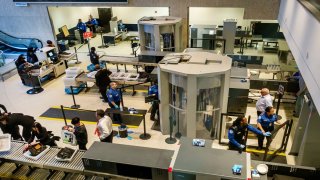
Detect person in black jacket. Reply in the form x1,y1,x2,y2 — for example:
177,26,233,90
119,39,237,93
70,117,88,150
89,47,99,65
26,47,38,64
95,64,112,102
0,113,35,141
27,122,54,146
0,104,7,114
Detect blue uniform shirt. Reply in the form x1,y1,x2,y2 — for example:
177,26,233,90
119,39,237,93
77,22,87,32
107,88,121,103
257,113,278,129
228,125,263,148
90,18,98,25
148,84,159,98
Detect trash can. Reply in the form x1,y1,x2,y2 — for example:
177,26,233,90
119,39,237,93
118,124,128,138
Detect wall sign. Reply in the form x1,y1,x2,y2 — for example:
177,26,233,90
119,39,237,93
13,0,128,3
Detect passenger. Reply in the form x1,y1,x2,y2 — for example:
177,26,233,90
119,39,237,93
0,104,7,114
69,117,88,150
256,88,273,116
95,109,113,143
27,122,55,146
95,64,112,102
0,113,35,141
46,40,55,47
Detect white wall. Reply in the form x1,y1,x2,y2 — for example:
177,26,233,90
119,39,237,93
48,7,169,34
278,1,320,113
0,0,55,44
112,7,169,24
48,7,99,34
189,7,277,28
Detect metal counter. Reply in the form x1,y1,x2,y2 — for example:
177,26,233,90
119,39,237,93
83,142,174,170
173,137,248,180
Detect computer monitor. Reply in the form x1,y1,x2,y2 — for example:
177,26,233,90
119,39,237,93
46,49,59,63
61,25,70,37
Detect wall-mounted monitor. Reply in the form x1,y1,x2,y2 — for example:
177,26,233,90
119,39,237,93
61,25,70,37
13,0,128,3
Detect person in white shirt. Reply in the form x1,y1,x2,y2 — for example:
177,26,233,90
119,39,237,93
256,88,273,116
95,109,113,143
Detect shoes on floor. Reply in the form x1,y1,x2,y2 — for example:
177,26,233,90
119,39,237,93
256,147,263,151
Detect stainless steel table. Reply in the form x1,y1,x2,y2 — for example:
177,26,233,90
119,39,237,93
173,137,249,180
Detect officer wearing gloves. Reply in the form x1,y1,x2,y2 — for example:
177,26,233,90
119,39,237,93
107,82,122,123
148,80,159,121
228,116,271,152
257,106,280,150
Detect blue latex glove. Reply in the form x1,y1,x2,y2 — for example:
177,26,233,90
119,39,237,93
263,132,272,136
239,144,245,149
114,105,119,109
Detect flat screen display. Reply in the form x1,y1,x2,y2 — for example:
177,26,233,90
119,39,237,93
13,0,127,2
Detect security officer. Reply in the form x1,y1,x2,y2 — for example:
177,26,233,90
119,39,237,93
87,15,99,33
228,116,271,152
89,47,99,65
257,106,279,150
76,19,87,43
228,116,271,151
148,80,159,120
107,82,122,123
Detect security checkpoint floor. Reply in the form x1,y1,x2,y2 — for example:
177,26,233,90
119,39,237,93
0,39,300,173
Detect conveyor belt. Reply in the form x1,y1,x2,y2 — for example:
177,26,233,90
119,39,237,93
0,141,24,159
28,168,50,179
0,162,16,177
44,148,85,173
9,145,57,168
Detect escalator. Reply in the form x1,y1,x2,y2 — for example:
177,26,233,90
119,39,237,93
0,30,43,59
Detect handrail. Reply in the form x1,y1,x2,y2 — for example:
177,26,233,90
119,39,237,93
0,39,28,50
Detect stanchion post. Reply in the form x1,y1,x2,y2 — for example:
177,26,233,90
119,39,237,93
74,46,81,64
60,105,67,126
70,86,80,109
139,114,151,140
